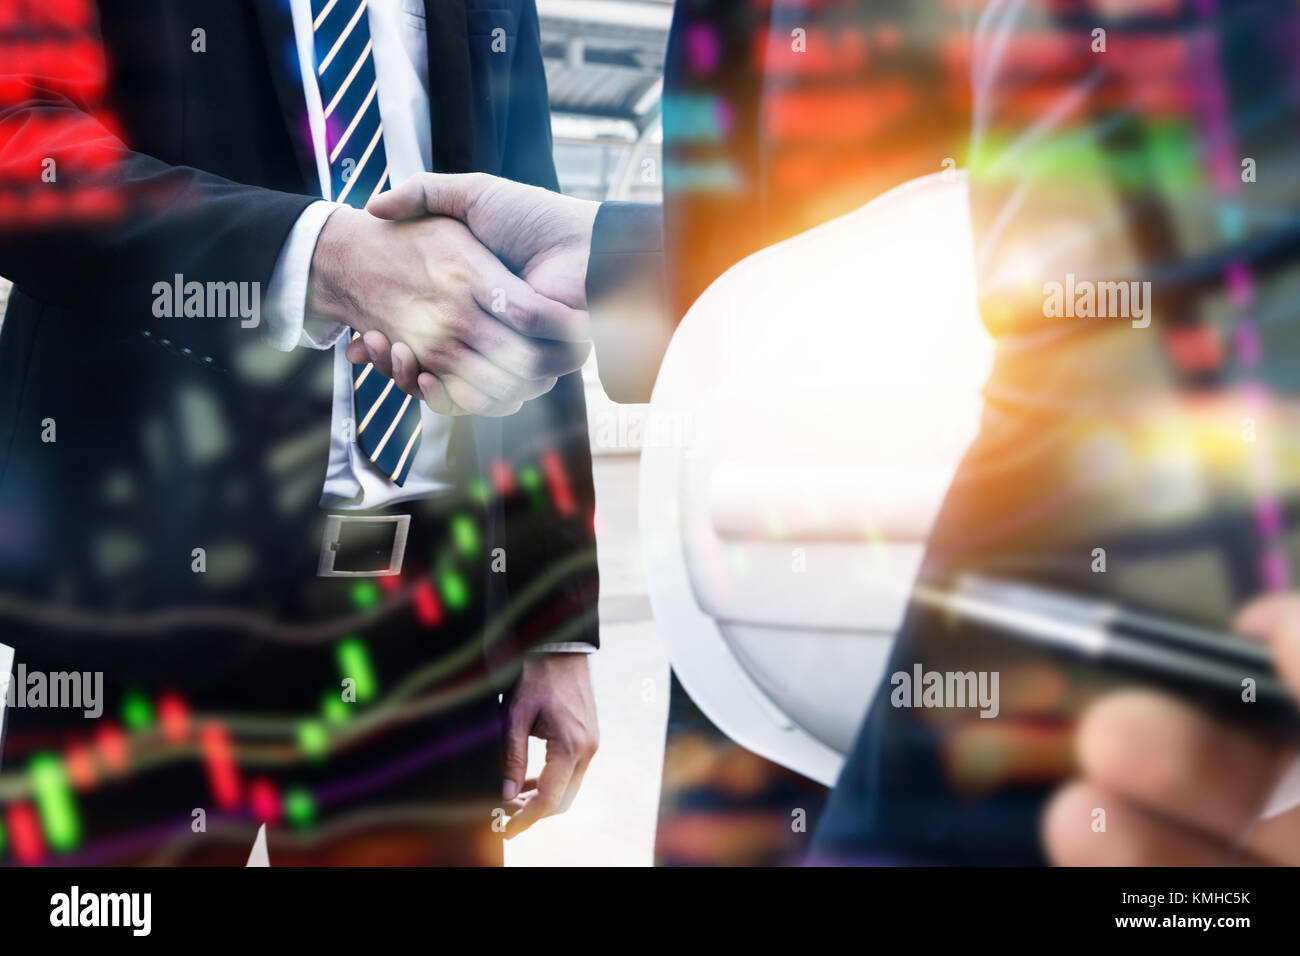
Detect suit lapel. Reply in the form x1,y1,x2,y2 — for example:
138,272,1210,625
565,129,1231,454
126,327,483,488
252,0,321,194
423,0,478,172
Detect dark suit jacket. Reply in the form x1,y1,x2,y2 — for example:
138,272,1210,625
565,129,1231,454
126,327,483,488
0,0,598,676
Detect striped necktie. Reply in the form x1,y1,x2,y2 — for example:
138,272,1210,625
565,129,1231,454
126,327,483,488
311,0,422,485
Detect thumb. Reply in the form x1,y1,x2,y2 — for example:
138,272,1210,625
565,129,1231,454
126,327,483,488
502,704,534,801
1236,594,1300,697
366,172,478,221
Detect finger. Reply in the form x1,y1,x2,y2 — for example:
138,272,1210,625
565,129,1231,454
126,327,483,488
505,740,579,839
465,246,589,341
502,778,543,814
366,171,480,221
1234,592,1300,642
421,333,551,405
450,350,555,404
1235,594,1300,695
518,375,558,402
1042,780,1268,866
417,371,464,417
438,372,521,418
558,752,593,813
501,705,534,803
361,329,394,379
345,331,371,364
477,284,590,343
457,310,590,381
1077,690,1293,852
389,341,422,398
503,792,549,838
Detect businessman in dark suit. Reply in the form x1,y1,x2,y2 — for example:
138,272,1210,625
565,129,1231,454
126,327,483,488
0,0,598,864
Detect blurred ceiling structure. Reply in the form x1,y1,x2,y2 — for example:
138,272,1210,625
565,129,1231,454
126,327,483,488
538,0,670,201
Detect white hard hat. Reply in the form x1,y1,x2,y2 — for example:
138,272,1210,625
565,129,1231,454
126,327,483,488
641,172,995,784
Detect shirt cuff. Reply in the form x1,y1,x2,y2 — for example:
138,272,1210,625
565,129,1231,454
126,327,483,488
586,201,669,403
528,642,597,654
263,200,349,352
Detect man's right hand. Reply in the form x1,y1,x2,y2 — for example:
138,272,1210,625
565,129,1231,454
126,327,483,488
307,206,590,417
366,172,599,311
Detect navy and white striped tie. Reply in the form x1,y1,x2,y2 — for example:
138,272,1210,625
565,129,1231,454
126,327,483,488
312,0,421,484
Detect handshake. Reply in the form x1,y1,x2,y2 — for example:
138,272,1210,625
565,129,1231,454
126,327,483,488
306,173,600,417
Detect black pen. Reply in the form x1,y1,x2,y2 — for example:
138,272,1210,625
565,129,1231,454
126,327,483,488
910,575,1299,733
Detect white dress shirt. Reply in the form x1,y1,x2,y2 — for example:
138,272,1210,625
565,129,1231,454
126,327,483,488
264,0,592,653
265,0,452,511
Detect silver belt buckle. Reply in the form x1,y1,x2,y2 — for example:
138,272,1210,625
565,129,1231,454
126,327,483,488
317,514,411,577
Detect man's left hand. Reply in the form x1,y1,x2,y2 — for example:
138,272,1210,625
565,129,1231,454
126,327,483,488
500,653,600,838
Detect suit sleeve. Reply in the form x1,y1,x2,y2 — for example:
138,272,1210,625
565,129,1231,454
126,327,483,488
0,14,314,326
585,201,669,404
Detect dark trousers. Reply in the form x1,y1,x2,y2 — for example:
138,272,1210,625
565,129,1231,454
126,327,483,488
1,493,507,866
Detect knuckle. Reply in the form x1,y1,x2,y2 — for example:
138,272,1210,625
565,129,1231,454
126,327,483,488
434,246,472,285
508,300,540,336
423,342,457,372
519,346,548,379
453,309,488,342
558,730,589,755
498,348,530,380
443,263,472,292
472,321,504,355
497,375,528,401
572,731,598,757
